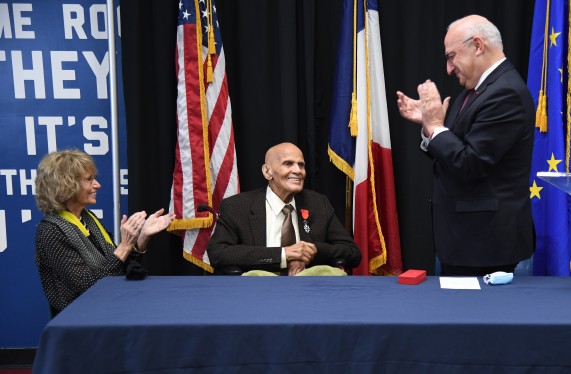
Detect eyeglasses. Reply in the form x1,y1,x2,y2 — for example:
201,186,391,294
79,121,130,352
444,37,474,63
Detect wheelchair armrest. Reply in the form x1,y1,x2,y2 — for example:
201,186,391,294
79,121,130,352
331,258,354,275
216,265,243,276
331,258,346,268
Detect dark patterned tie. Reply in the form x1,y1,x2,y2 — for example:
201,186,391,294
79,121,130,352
460,89,474,112
281,204,295,247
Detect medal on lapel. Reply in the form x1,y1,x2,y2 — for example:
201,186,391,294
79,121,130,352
300,209,310,233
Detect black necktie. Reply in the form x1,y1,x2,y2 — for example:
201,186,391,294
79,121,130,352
281,204,295,247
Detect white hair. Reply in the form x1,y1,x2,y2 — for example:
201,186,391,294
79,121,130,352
448,17,503,51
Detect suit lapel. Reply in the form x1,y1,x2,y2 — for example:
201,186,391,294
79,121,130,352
250,190,313,244
249,190,267,246
451,89,478,132
454,89,480,123
294,193,312,242
452,60,512,129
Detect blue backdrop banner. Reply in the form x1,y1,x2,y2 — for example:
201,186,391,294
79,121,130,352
0,0,127,347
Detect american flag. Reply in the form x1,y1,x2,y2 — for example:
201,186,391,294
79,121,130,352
168,0,239,272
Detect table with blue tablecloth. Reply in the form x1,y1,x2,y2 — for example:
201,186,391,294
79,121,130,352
33,276,571,373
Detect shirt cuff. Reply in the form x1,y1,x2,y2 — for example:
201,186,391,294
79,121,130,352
420,127,449,151
281,248,287,268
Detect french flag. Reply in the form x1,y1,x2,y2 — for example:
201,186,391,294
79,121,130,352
328,0,402,275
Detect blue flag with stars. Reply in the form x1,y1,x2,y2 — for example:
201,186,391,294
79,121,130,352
527,0,571,275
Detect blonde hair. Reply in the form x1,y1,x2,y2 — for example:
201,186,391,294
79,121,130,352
35,149,97,213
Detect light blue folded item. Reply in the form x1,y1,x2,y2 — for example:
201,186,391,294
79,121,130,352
483,271,513,285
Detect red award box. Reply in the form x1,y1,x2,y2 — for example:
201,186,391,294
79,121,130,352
398,269,427,285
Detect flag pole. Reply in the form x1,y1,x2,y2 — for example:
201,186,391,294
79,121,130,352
106,0,121,243
345,176,353,233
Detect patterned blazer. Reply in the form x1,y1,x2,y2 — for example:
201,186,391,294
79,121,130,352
206,188,361,272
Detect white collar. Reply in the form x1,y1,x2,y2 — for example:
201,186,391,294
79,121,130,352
475,57,506,90
265,186,296,216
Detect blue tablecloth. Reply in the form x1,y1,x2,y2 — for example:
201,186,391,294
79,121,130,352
33,276,571,373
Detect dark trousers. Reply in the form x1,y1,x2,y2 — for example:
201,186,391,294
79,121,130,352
440,263,518,276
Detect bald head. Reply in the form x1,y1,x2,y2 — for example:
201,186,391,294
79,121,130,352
265,142,301,164
262,143,306,203
444,14,505,89
449,15,489,30
447,15,503,52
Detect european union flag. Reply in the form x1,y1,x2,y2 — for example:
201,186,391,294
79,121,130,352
527,0,571,275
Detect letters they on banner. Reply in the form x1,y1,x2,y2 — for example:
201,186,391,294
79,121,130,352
0,1,128,346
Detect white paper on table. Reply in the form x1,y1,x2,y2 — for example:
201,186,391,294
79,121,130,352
439,277,481,290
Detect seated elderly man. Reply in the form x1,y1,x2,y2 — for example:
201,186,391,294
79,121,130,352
206,142,361,276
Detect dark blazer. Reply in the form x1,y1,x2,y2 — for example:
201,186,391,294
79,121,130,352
206,188,362,272
428,59,535,267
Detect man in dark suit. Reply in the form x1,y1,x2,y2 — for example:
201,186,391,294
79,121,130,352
206,142,361,275
396,15,535,276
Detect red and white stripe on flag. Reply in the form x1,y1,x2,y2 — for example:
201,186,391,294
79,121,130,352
169,0,239,272
352,3,402,275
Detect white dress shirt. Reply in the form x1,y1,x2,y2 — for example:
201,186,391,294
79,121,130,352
265,186,300,268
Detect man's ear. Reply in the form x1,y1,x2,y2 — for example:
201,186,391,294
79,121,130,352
262,164,272,180
473,36,484,54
